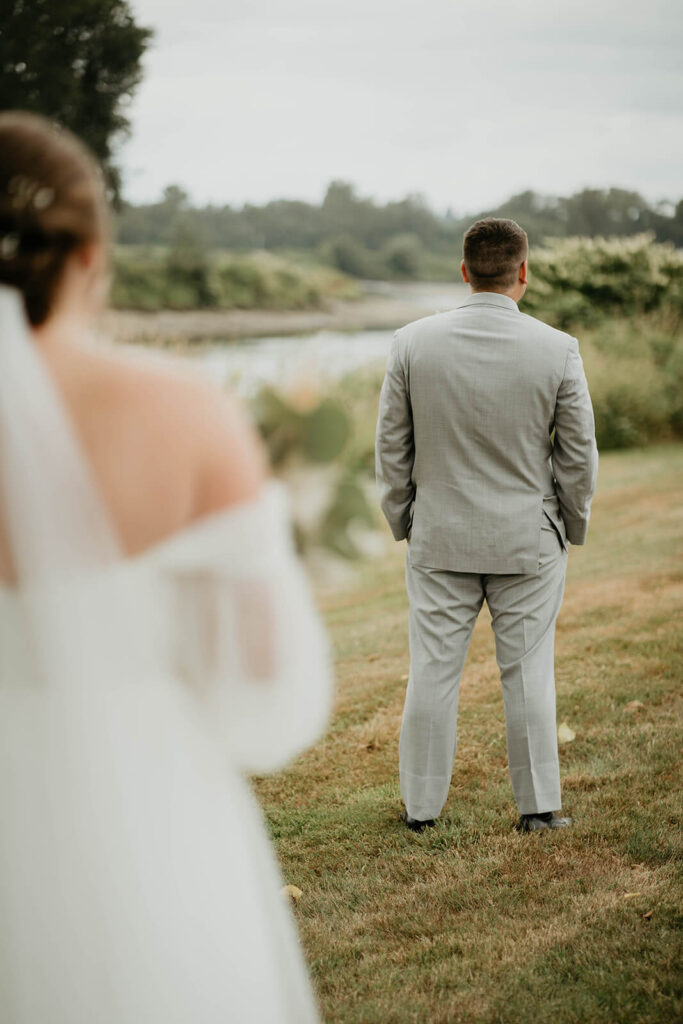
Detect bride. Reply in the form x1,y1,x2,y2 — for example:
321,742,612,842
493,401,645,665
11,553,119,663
0,111,332,1022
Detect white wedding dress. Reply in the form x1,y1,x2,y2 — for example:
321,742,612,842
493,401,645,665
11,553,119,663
0,286,332,1022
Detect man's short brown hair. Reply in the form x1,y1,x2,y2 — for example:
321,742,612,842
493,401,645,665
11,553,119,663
463,217,528,292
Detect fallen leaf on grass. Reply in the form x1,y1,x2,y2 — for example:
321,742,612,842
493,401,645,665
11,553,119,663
643,910,654,920
281,884,303,902
623,892,642,899
624,700,645,713
557,722,576,743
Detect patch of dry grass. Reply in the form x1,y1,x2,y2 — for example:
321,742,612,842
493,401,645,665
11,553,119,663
254,444,683,1024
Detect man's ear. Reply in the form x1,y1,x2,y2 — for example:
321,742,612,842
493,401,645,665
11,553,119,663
519,259,528,285
461,259,470,284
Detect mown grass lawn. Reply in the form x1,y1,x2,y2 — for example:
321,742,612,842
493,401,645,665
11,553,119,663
254,444,682,1024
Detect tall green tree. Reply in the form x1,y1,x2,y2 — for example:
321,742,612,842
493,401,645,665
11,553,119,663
0,0,152,199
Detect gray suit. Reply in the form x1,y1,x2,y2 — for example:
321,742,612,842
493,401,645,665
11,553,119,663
376,292,598,818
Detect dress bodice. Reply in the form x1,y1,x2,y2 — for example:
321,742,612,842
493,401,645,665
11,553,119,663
0,480,330,1024
0,481,332,774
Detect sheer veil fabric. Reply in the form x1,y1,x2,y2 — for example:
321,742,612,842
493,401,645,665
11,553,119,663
0,285,332,1022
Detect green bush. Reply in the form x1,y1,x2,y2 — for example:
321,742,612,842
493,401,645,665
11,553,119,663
111,245,356,312
524,234,683,330
582,346,675,449
663,342,683,434
319,234,377,278
110,252,168,310
320,231,431,281
165,242,216,308
515,236,683,450
213,259,273,309
379,233,424,278
250,386,373,559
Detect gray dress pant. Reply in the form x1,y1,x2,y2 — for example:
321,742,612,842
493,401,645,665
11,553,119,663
399,521,568,819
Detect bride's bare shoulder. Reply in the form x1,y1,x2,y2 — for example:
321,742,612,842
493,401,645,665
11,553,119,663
86,341,216,414
81,341,267,519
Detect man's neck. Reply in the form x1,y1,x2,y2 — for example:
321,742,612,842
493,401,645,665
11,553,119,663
469,288,520,302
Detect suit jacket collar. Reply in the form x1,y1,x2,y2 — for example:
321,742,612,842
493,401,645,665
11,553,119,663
456,292,519,312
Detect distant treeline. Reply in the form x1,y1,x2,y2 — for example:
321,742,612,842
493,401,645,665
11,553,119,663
116,182,683,280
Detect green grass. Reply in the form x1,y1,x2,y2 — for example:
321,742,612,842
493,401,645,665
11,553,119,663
254,443,683,1024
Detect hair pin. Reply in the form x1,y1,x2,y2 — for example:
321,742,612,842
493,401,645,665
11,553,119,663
0,233,20,259
7,176,55,212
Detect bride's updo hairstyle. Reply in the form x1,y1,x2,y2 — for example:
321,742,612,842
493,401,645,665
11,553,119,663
0,111,108,326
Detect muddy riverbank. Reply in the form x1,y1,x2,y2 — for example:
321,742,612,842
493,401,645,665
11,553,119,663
99,282,468,346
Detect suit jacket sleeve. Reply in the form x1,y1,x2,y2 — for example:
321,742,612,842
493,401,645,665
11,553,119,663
375,332,415,541
552,336,599,545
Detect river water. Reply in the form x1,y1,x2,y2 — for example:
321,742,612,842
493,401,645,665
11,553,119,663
188,282,468,396
195,328,394,396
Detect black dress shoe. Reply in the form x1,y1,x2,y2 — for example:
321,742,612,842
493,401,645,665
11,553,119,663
400,809,436,832
516,811,573,833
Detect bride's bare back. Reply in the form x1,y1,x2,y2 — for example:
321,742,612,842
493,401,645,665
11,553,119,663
47,339,266,550
0,336,267,582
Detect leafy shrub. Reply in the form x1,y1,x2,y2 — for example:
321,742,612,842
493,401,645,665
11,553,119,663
319,234,377,278
213,259,273,309
663,342,683,434
380,233,424,278
524,234,683,330
111,251,168,310
251,386,374,559
112,245,356,312
165,241,216,308
582,346,675,449
321,231,428,280
516,236,683,449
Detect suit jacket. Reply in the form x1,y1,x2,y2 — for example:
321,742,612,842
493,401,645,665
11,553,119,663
375,292,599,574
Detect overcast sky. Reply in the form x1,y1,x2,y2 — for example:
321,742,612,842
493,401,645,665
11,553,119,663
121,0,682,213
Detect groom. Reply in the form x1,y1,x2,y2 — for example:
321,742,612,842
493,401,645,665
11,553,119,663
375,217,598,833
